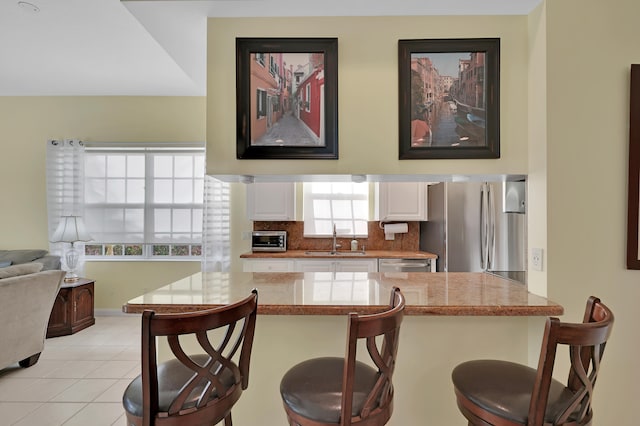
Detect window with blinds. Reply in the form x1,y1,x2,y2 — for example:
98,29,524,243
82,143,205,259
303,182,369,237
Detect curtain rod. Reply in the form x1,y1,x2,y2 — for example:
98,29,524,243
83,141,205,149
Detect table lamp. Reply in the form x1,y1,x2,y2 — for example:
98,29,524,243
51,215,92,282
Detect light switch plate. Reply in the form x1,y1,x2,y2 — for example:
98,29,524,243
531,248,543,271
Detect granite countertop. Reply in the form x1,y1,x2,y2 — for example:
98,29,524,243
240,250,438,259
123,271,563,317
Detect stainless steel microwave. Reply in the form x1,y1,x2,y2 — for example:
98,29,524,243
251,231,287,252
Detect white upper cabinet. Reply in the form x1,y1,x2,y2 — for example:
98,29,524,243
376,182,429,221
246,182,296,221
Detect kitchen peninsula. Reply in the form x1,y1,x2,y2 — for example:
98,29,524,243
123,272,562,425
124,271,561,316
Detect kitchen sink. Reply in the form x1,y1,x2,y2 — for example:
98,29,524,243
304,251,367,256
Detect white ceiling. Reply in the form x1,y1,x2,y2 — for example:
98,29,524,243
0,0,542,96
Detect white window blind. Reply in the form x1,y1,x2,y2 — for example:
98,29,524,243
303,182,369,237
46,139,87,272
201,176,231,272
82,143,205,256
46,139,85,230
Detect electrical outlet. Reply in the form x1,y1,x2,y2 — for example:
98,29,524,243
531,248,543,271
241,231,253,240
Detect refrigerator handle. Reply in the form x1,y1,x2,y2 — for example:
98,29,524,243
488,183,496,270
480,183,488,270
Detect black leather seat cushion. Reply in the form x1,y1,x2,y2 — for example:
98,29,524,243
452,360,579,424
123,354,237,418
280,356,380,424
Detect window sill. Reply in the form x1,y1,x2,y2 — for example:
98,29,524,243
85,257,201,262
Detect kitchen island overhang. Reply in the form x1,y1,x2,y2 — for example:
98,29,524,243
123,271,563,317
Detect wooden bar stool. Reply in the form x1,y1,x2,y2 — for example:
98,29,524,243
122,289,258,426
280,287,405,426
452,296,614,426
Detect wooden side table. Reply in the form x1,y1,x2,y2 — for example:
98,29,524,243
47,278,95,338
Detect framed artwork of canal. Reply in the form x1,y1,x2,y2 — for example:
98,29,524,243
236,38,338,159
398,38,500,159
627,64,640,269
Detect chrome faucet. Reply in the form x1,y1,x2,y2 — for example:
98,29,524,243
331,223,341,254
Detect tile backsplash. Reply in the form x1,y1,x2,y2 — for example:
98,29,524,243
253,221,419,251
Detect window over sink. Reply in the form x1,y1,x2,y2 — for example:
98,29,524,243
302,182,369,237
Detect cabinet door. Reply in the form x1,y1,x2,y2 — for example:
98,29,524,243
47,288,71,333
377,182,428,221
294,259,378,272
73,285,94,325
334,259,378,272
246,182,296,221
242,259,295,272
294,260,335,272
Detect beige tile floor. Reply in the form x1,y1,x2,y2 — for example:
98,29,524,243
0,315,141,426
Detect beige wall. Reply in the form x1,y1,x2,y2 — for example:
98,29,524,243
526,2,549,367
546,0,640,422
209,11,640,424
160,314,540,425
209,13,533,281
205,15,536,425
527,2,548,299
207,16,530,176
0,97,205,309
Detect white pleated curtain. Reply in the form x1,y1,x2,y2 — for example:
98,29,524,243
201,176,231,272
46,139,87,276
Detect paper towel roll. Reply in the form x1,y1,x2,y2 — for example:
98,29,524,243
383,223,408,234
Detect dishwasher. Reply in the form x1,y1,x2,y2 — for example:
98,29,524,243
378,258,433,272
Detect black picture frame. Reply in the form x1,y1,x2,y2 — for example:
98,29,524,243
236,37,338,159
627,64,640,269
398,38,500,159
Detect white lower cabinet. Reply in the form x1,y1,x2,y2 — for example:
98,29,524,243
294,260,334,272
242,259,296,272
243,258,379,273
294,259,378,273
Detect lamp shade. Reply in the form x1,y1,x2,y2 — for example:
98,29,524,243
51,216,92,243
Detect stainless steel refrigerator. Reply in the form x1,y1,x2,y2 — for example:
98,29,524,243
419,181,527,282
